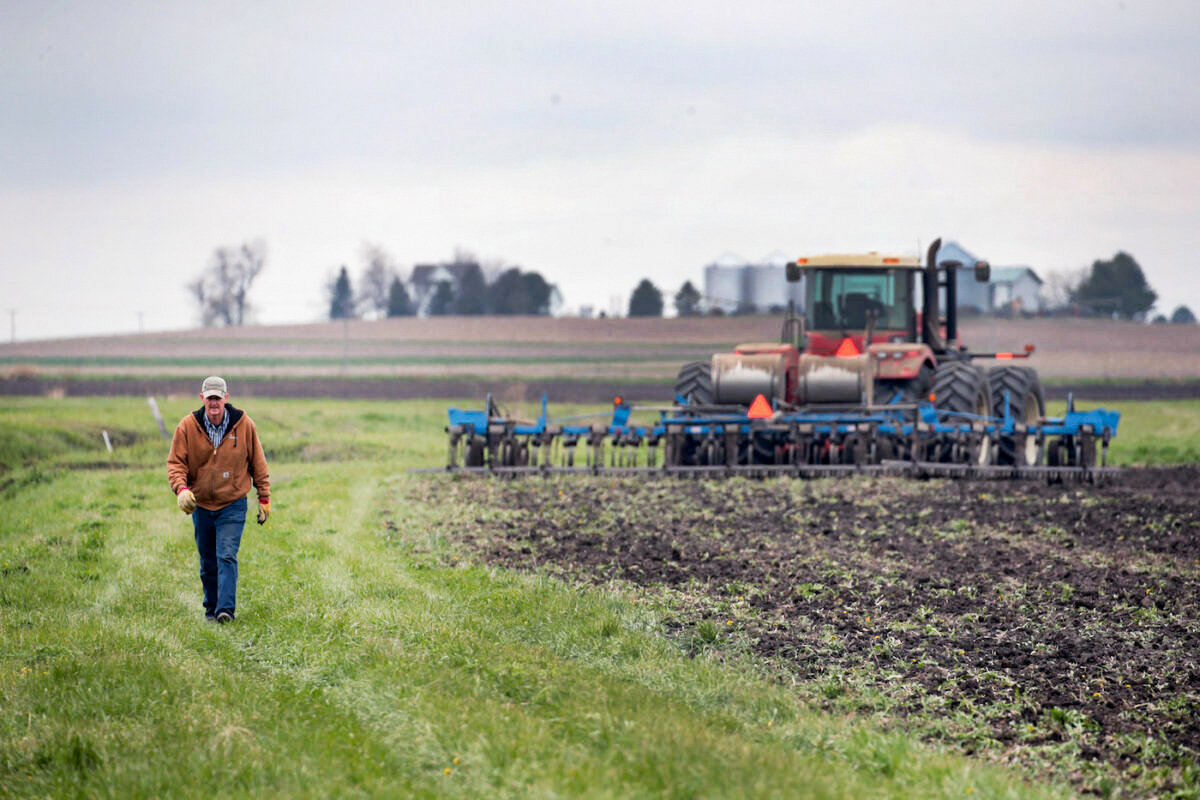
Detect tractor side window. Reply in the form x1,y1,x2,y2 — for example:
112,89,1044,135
808,270,908,330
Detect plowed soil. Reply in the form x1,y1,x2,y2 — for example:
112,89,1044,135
419,468,1200,797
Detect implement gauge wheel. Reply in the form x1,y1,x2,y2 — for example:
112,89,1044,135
674,360,713,406
988,366,1046,466
465,439,485,467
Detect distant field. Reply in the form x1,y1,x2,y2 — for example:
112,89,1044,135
2,315,1199,383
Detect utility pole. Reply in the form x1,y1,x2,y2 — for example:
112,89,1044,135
342,317,349,374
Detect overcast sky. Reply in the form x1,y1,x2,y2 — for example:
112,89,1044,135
3,0,1199,340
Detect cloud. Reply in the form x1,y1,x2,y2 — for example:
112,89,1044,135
2,0,1199,338
4,122,1198,339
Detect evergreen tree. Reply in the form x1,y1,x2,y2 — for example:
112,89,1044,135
428,280,455,316
386,276,413,317
674,280,702,317
1073,252,1157,320
628,279,664,317
452,263,488,315
328,266,355,319
487,268,558,314
1171,305,1197,324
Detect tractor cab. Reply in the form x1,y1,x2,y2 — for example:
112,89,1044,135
786,253,922,357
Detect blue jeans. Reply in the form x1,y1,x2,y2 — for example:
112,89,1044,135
192,497,247,618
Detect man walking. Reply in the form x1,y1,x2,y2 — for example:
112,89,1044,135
168,376,271,623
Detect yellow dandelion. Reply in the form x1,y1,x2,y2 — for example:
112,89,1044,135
444,767,452,775
452,757,460,765
1093,692,1101,698
865,616,871,622
727,620,733,626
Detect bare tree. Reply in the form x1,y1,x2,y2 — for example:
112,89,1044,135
357,244,401,319
1042,267,1087,312
188,241,266,326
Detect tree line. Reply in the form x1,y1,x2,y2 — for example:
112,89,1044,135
1045,251,1193,322
186,242,1193,325
328,247,562,319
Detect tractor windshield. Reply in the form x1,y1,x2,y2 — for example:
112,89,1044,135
806,269,910,331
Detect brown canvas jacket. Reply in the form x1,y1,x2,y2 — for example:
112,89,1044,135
167,405,270,511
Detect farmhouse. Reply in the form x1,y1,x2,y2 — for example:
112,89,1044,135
937,241,1044,314
410,261,479,315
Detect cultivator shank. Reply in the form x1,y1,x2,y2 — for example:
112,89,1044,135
440,393,1120,481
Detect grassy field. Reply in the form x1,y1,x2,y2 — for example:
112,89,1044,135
0,396,1196,798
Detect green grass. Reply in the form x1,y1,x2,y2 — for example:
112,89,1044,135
1,394,1191,797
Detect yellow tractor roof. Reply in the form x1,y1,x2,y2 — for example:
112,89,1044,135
793,253,921,269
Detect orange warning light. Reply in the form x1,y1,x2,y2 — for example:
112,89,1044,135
835,337,860,358
747,394,773,419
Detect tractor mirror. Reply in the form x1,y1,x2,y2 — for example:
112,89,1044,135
974,260,991,282
785,262,801,282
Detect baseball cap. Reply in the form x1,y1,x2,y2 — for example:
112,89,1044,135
201,376,228,398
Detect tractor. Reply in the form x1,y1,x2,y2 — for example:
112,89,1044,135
673,238,1046,465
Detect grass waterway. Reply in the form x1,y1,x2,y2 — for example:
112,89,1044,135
1,397,1196,797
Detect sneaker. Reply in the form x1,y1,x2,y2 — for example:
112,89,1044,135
204,614,217,623
216,611,234,624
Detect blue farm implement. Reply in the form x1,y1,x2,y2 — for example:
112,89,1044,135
442,392,1119,480
435,236,1121,479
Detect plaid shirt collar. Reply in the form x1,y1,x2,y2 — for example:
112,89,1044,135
203,408,230,448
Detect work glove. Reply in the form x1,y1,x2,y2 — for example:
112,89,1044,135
257,500,270,526
177,489,196,514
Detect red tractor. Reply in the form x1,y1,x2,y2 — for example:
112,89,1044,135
674,238,1046,465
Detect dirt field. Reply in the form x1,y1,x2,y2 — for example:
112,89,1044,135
416,468,1200,797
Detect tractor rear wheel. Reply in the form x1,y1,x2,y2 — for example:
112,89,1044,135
674,360,713,406
876,363,933,405
987,366,1045,466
